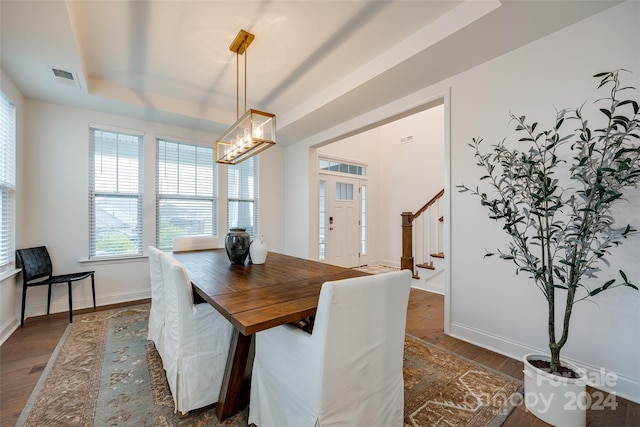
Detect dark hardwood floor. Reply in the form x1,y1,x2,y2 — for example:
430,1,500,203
405,289,639,427
1,289,638,426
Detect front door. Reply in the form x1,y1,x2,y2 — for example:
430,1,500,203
322,174,362,268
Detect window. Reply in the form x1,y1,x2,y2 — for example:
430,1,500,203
335,182,354,201
0,92,16,273
228,156,259,238
319,180,326,260
360,184,367,256
89,127,143,258
319,159,366,176
156,139,217,250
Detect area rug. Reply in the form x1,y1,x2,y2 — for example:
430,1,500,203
17,305,522,427
353,264,400,275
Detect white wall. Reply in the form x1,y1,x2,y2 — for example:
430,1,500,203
9,99,284,329
317,105,445,266
0,69,25,344
257,143,286,252
285,2,640,402
448,1,640,402
377,106,444,265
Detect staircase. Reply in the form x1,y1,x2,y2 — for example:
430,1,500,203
401,189,445,293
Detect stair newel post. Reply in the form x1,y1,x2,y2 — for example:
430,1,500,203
401,212,416,277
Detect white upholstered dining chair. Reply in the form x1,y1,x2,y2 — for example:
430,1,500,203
249,269,413,427
147,246,166,363
160,252,234,415
172,235,221,252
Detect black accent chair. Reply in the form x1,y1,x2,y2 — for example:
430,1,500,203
16,246,95,327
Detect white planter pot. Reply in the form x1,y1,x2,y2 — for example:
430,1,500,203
523,353,587,427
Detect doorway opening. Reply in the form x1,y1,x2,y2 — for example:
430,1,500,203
315,100,446,289
309,93,450,333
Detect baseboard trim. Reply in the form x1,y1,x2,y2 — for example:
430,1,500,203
410,279,444,295
21,289,151,323
449,322,640,404
0,317,19,347
2,289,151,346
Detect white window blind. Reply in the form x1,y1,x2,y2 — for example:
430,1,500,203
89,127,143,258
156,139,217,250
228,156,259,238
0,92,16,272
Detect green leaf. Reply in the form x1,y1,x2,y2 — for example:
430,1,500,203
603,193,622,204
620,270,628,282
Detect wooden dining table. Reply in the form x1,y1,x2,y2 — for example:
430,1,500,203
172,248,369,421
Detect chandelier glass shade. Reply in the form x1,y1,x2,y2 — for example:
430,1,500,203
216,30,276,165
215,108,275,165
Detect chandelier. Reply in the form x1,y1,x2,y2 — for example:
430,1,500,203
215,30,276,165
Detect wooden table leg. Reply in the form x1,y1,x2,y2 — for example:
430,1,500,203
217,329,253,421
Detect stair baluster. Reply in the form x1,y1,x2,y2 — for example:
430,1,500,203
401,189,444,278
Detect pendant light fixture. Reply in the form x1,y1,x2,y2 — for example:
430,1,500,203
215,29,276,165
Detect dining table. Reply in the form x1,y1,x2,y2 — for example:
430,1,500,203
172,248,370,421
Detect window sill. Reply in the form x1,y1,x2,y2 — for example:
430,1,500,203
79,255,148,266
0,268,21,282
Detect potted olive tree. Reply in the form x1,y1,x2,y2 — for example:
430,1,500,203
458,70,639,426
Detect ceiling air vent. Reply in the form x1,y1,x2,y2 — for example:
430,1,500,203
400,135,414,144
50,67,81,89
52,68,74,80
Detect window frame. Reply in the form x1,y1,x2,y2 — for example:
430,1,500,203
156,138,218,250
89,126,144,259
0,91,16,274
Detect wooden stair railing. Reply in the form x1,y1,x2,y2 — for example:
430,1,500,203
401,188,444,278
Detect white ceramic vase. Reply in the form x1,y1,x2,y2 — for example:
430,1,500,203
523,353,587,427
249,234,268,264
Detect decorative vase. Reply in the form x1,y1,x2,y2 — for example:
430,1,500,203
523,353,587,427
249,234,268,264
225,228,251,264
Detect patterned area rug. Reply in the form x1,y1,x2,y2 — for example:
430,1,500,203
403,335,521,426
353,264,400,274
17,305,521,427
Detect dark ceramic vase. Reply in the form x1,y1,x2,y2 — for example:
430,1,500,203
225,228,251,264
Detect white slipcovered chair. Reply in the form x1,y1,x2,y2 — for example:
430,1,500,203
147,246,166,363
160,252,234,414
172,235,221,252
249,269,413,427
